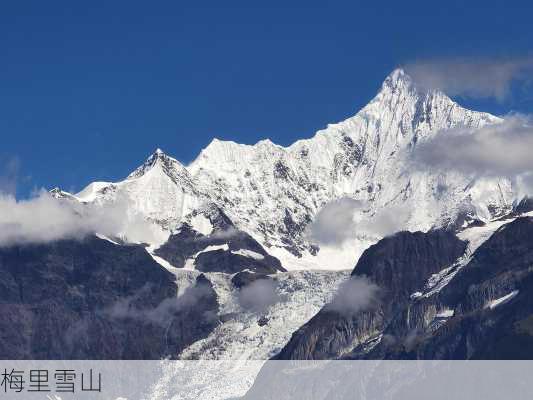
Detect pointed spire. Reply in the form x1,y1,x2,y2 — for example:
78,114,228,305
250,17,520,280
381,68,415,92
127,147,187,180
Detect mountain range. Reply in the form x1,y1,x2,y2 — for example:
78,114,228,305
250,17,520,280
2,68,532,367
51,68,515,271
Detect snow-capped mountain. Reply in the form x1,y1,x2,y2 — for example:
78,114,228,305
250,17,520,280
6,68,533,393
53,68,516,270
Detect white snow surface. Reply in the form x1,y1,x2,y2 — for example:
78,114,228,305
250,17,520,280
486,290,519,309
190,214,214,235
94,233,120,245
181,269,350,360
145,269,350,399
435,309,455,318
55,68,519,270
231,249,264,260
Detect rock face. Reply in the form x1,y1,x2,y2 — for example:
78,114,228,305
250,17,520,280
354,230,468,298
275,230,467,359
154,214,285,274
0,236,219,359
381,217,533,360
276,217,533,360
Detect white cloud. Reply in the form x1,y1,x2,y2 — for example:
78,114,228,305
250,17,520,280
306,198,362,246
0,190,165,246
405,57,533,100
411,114,533,195
237,279,280,313
104,282,215,325
307,198,409,247
326,276,380,316
356,204,410,238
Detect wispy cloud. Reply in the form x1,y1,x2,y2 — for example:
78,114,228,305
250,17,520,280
103,281,216,326
306,198,409,247
325,276,380,316
0,156,20,196
411,114,533,194
405,56,533,100
306,198,362,246
357,205,410,238
237,279,280,313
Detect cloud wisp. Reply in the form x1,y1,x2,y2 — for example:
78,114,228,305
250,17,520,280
326,276,380,316
356,205,410,238
104,282,215,326
405,56,533,100
306,198,362,246
0,156,20,196
237,279,280,313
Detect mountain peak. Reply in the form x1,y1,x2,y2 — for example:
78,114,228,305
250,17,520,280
146,147,180,164
380,68,416,94
127,148,187,180
150,147,170,160
387,67,410,83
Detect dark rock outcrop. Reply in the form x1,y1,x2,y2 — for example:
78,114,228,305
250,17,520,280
231,271,273,289
512,197,533,216
195,248,281,274
275,229,467,359
155,224,285,274
369,217,533,359
0,236,219,359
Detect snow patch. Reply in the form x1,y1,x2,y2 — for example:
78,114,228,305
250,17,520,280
190,214,214,236
146,246,181,278
231,249,264,260
486,290,519,309
197,244,229,255
182,244,230,271
435,309,454,318
95,233,120,245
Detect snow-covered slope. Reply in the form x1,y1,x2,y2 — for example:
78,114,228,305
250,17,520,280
180,270,349,360
53,69,518,270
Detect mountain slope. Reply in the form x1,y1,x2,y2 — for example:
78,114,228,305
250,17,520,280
0,237,219,359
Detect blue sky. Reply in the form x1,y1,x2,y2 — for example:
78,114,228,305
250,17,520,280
1,1,532,197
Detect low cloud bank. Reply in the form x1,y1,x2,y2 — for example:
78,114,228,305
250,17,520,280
0,190,165,246
405,56,533,100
